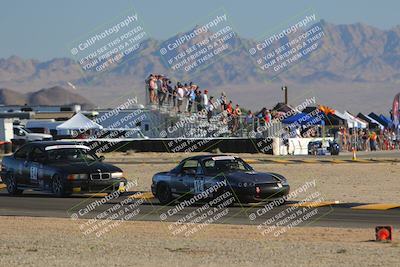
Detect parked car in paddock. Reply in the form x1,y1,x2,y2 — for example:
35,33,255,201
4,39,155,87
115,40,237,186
13,125,53,141
308,140,340,155
1,141,127,197
152,155,290,205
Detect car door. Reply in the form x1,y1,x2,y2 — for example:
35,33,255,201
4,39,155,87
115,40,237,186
12,144,33,185
193,163,206,195
28,147,46,188
181,160,205,196
174,159,199,195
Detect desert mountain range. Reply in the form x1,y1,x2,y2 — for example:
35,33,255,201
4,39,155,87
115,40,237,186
0,20,399,114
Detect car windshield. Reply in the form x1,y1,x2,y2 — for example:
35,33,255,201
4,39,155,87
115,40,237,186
203,158,253,175
47,148,98,162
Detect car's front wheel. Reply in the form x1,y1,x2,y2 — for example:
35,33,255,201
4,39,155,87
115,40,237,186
5,172,23,196
52,175,68,197
157,183,173,205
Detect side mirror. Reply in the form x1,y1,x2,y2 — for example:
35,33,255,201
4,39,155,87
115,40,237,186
99,155,105,161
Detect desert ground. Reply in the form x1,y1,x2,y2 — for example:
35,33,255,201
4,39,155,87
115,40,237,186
1,152,399,267
0,216,399,267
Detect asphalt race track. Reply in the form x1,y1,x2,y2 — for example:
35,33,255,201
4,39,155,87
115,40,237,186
1,191,399,229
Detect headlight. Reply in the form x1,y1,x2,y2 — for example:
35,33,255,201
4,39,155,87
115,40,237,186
67,174,88,181
111,172,124,178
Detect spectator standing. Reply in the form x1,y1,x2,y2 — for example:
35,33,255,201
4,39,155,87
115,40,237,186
176,84,184,113
148,75,157,104
265,109,272,124
245,110,253,124
245,110,254,135
219,92,227,111
233,104,242,133
369,131,377,151
172,86,177,110
188,85,196,113
158,76,167,108
145,74,152,104
166,80,173,105
226,101,233,114
362,130,369,151
183,83,189,112
207,96,215,122
195,89,202,112
202,89,209,110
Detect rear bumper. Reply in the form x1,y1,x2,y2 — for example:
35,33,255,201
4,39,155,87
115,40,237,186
67,178,128,193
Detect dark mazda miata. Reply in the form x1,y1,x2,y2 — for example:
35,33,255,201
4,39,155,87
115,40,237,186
1,141,127,197
151,155,290,205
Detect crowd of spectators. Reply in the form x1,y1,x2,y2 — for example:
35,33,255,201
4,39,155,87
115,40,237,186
337,127,399,152
145,74,400,148
145,74,248,132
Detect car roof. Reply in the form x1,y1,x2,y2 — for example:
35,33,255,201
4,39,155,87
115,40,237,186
28,141,83,149
183,154,236,161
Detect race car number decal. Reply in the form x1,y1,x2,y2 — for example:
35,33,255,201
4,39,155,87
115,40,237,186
30,166,38,181
194,180,204,194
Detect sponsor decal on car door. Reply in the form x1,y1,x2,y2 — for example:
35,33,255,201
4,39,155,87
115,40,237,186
194,178,204,194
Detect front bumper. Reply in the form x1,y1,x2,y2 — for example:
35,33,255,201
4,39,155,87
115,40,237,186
232,184,290,203
67,178,128,194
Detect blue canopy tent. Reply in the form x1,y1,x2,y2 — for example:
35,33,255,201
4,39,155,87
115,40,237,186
379,115,392,127
282,112,325,126
368,112,389,128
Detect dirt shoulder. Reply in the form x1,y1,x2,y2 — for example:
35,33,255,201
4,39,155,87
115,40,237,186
0,216,399,267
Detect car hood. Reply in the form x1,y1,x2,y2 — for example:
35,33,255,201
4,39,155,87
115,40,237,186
47,161,122,174
225,171,283,183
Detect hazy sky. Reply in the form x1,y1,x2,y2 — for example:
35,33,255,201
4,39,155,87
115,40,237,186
1,0,399,60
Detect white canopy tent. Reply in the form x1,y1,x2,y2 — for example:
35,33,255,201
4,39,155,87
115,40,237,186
342,111,368,129
334,111,355,127
56,113,102,135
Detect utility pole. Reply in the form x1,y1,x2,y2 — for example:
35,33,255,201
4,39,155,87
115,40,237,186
281,86,288,104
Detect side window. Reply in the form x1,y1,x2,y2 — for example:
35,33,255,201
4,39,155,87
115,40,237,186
203,160,216,173
13,128,25,136
30,148,46,162
14,145,31,160
182,160,199,174
182,160,198,168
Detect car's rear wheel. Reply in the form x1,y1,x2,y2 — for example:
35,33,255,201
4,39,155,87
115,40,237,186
157,183,172,205
52,175,68,197
5,172,23,195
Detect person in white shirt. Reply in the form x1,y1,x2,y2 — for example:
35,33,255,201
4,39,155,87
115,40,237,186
177,85,184,113
202,89,209,109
